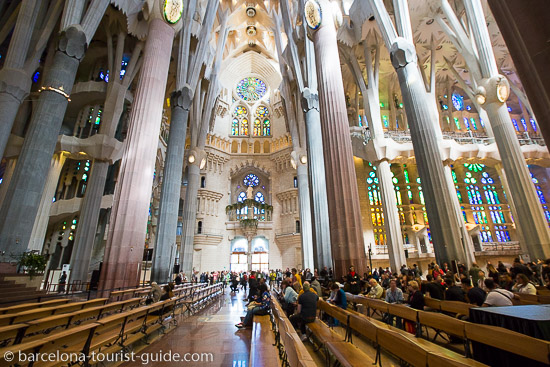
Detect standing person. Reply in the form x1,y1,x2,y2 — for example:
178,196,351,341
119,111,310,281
469,263,482,286
58,271,67,293
241,273,248,293
289,282,319,341
248,271,258,301
291,268,302,288
276,269,282,288
348,266,361,295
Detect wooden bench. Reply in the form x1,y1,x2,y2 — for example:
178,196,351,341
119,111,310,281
0,299,70,315
249,315,278,367
464,322,550,365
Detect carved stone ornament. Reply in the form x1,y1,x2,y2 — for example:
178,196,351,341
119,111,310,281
171,85,194,110
305,0,322,30
301,87,320,112
389,37,416,70
57,26,87,61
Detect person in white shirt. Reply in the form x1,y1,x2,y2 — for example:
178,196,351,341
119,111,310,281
512,273,537,295
482,278,519,307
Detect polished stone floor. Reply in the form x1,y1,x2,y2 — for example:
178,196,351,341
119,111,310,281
122,288,252,367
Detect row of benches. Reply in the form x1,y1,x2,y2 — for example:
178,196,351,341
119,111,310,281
309,298,487,367
0,283,224,366
349,294,550,365
270,294,316,367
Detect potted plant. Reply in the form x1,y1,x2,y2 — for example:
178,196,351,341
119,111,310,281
17,251,47,279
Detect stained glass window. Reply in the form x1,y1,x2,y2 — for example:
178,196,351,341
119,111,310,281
530,118,538,132
452,93,464,111
236,77,267,101
263,119,270,136
232,106,249,136
232,118,239,135
382,115,389,128
244,174,259,187
521,118,528,131
240,118,249,136
255,192,265,203
256,106,269,118
512,119,519,131
253,118,261,136
237,192,247,203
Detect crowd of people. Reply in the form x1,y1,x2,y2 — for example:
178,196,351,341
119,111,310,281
162,258,549,339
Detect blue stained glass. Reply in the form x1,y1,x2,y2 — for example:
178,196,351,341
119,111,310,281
470,118,478,130
496,231,502,242
512,119,519,131
464,118,470,130
473,212,479,224
243,174,259,187
521,118,528,131
367,178,373,184
487,231,493,241
452,93,464,111
32,71,40,83
530,118,537,132
507,106,512,112
466,105,472,111
236,77,267,101
482,231,487,242
237,192,247,203
255,192,265,203
499,212,505,223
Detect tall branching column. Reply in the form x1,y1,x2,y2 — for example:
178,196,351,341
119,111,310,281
151,88,192,283
307,0,366,276
302,88,333,270
99,17,174,291
369,0,466,265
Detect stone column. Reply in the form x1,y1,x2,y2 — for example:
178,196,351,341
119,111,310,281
0,0,39,158
69,159,109,282
180,159,201,276
0,26,86,258
302,88,333,270
443,163,476,267
151,87,192,283
375,160,406,271
464,0,550,260
296,162,314,270
0,159,16,206
99,18,174,291
390,39,467,265
28,153,68,252
308,0,366,276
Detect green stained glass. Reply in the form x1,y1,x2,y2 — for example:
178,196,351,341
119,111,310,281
236,77,267,101
232,118,239,135
404,169,410,183
392,177,398,184
419,190,425,205
382,115,389,128
263,119,270,136
253,118,261,136
452,169,457,183
235,105,247,116
416,177,421,184
454,117,461,130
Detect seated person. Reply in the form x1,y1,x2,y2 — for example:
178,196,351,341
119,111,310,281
461,278,486,306
281,279,298,315
483,278,518,306
424,274,445,300
444,278,466,302
366,279,384,299
407,281,424,310
385,279,404,328
512,273,537,295
289,282,319,341
236,284,271,328
327,283,347,310
159,285,174,301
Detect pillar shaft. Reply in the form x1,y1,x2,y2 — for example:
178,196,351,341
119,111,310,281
180,163,200,276
375,160,406,271
69,160,108,282
297,163,314,269
310,3,366,276
28,153,67,252
302,92,332,270
99,18,174,291
488,103,550,259
151,89,191,283
0,159,16,206
0,27,86,257
391,41,467,266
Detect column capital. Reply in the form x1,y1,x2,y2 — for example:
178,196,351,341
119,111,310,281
171,85,194,111
301,88,319,113
389,37,416,70
474,75,510,105
57,26,87,61
187,147,206,168
0,68,30,102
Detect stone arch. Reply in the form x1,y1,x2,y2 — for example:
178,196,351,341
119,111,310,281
241,141,248,153
254,141,260,153
263,141,270,153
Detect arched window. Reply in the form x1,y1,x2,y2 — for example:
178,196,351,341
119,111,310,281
296,220,301,233
237,192,247,203
200,176,206,188
254,106,270,136
232,105,249,136
255,192,265,203
197,221,203,234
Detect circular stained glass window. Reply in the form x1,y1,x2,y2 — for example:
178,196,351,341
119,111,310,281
256,106,269,117
236,77,267,101
451,93,464,111
244,174,259,187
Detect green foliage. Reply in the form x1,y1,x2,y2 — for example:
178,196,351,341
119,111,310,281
225,200,273,214
240,218,259,229
18,252,47,279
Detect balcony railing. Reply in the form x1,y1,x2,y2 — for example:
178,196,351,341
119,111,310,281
478,241,521,252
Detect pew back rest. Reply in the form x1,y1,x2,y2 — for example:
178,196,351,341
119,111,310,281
418,310,466,338
424,297,441,311
439,300,473,315
377,328,428,367
464,322,550,364
348,314,384,342
387,303,418,323
367,298,389,313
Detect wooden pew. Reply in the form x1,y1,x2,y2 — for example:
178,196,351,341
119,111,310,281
439,300,474,317
249,315,278,367
418,309,467,343
464,322,550,365
0,299,70,315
